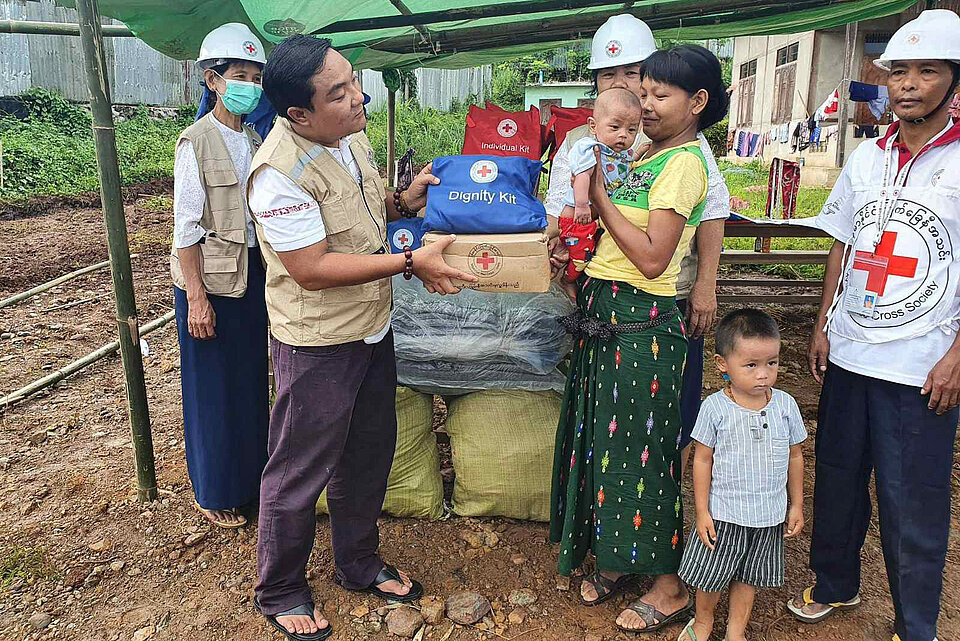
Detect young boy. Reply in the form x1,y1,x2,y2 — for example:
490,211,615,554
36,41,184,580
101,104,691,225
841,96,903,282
678,309,806,641
558,87,641,285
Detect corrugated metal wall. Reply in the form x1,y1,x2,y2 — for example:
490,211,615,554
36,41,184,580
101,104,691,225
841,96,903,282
1,0,491,110
0,0,200,106
361,66,491,112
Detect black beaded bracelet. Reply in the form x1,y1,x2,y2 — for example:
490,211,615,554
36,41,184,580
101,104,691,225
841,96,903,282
403,246,414,280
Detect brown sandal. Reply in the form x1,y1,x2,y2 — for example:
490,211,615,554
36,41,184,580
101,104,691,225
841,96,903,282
616,594,694,634
579,569,638,606
194,501,247,529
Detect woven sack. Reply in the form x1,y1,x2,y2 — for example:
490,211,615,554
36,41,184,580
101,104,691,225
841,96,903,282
445,390,561,521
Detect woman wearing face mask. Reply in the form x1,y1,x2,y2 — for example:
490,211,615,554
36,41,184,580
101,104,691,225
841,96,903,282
170,23,268,529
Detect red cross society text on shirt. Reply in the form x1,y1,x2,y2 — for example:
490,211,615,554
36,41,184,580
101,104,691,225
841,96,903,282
847,198,954,328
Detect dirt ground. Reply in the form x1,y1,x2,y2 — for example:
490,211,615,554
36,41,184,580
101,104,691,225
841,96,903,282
1,187,958,641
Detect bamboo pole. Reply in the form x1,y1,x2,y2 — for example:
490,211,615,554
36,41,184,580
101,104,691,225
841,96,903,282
75,0,157,503
0,260,112,310
836,21,859,168
0,19,133,37
0,311,174,409
387,88,397,186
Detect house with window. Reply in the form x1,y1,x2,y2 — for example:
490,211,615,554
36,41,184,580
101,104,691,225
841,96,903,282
524,82,595,124
725,2,958,185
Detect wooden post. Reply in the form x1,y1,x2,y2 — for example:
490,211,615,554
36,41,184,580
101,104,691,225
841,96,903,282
75,0,157,503
387,88,397,185
836,20,859,168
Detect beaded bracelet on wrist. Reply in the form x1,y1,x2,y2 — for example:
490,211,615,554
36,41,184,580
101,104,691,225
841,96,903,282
402,247,414,280
393,189,418,218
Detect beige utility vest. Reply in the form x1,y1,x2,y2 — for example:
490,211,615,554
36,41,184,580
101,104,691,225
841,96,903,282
248,118,391,347
170,113,261,298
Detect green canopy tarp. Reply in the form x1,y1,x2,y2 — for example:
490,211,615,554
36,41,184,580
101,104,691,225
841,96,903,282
60,0,918,69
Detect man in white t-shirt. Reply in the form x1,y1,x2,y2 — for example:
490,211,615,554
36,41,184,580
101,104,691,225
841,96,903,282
247,36,476,641
786,11,960,641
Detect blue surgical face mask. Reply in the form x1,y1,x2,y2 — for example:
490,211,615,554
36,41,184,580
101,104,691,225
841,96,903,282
216,73,262,115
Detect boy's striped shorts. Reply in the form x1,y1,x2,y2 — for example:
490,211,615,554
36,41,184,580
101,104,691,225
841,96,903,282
678,520,784,592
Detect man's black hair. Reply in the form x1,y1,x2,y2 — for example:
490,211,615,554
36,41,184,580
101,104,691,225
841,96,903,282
715,309,780,358
640,44,730,131
262,35,334,120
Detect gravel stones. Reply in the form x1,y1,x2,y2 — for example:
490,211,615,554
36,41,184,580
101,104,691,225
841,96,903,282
445,591,491,625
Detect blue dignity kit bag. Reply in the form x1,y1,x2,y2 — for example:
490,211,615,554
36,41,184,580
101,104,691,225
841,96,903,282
423,155,547,234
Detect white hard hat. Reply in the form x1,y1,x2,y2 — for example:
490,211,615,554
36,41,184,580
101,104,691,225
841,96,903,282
197,23,266,68
874,9,960,71
588,14,658,70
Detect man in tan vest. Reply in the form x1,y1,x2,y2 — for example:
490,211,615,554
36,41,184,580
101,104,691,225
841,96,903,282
248,35,475,640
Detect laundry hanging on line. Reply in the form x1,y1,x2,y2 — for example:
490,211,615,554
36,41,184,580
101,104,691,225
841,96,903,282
848,81,890,120
814,80,891,123
814,87,840,122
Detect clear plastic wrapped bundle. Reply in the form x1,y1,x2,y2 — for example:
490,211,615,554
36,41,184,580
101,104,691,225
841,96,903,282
392,275,573,373
396,358,567,396
391,275,574,394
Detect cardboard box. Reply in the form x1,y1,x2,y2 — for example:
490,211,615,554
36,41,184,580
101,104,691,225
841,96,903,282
422,232,551,293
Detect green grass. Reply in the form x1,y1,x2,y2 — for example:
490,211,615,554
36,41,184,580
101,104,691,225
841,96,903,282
0,107,191,200
365,100,469,175
0,545,56,590
718,160,833,279
139,195,172,213
0,92,468,201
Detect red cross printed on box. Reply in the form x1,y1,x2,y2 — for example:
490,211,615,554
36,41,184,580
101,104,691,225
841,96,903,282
853,231,918,296
475,251,497,270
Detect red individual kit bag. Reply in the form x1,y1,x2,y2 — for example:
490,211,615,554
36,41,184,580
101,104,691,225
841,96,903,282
544,106,594,161
462,103,543,161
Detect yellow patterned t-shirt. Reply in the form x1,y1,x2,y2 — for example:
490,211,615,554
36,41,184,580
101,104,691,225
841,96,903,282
585,142,708,296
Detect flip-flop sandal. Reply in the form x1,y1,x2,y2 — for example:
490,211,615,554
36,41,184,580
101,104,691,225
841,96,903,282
194,501,247,529
617,593,694,634
336,563,424,603
579,568,639,606
677,618,707,641
254,597,332,641
785,586,861,624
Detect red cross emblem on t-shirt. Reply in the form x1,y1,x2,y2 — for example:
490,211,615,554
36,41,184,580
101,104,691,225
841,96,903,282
396,232,410,245
852,230,918,296
476,252,496,270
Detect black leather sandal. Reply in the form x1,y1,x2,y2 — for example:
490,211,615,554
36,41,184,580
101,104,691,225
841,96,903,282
336,563,424,603
579,568,639,606
254,597,332,641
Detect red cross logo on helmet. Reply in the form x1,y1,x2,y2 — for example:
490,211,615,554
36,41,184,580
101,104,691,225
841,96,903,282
243,41,258,56
606,39,622,57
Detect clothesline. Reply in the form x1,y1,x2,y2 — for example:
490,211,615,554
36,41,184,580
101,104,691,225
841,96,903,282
729,76,894,158
813,78,890,122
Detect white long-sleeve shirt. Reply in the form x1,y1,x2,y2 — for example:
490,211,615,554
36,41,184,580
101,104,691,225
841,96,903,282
173,116,258,248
